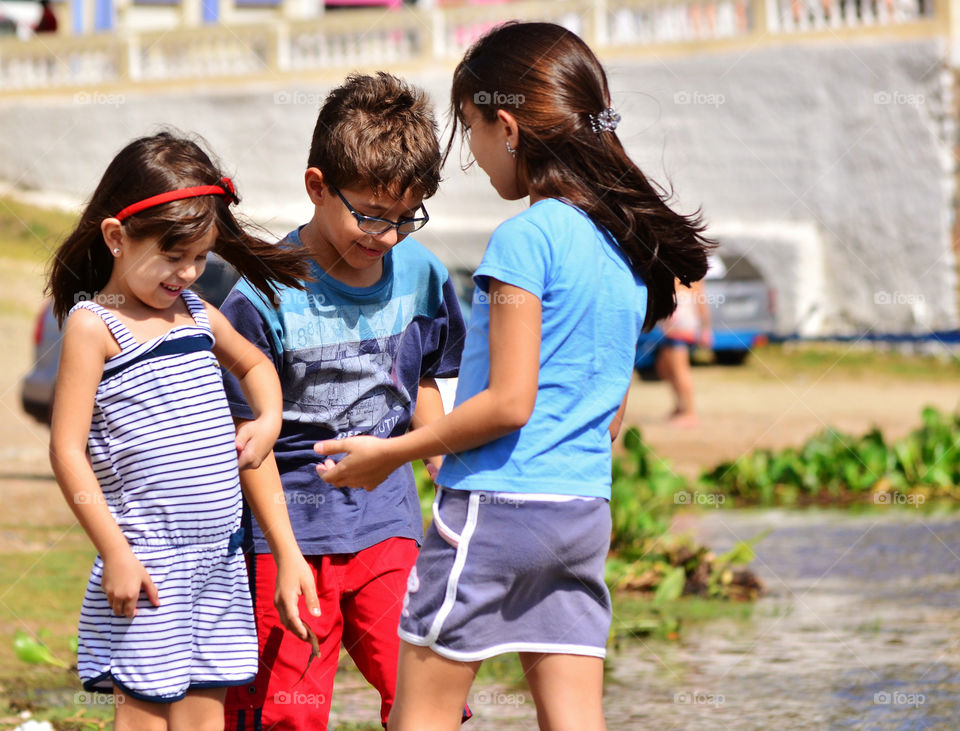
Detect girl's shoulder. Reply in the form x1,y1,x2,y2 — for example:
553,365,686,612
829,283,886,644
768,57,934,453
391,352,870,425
63,305,119,358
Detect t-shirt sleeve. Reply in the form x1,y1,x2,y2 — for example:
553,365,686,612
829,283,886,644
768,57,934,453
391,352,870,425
420,275,466,380
473,217,552,299
218,287,282,422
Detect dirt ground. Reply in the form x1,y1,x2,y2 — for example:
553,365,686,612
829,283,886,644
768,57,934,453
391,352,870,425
2,257,959,543
625,360,960,479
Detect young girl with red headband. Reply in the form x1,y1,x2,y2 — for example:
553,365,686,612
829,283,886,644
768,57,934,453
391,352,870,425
47,131,321,730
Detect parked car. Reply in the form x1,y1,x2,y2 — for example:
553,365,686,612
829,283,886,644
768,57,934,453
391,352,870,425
20,254,240,425
448,251,774,373
633,251,775,372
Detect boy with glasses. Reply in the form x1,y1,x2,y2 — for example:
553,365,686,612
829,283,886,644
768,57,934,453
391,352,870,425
221,72,466,730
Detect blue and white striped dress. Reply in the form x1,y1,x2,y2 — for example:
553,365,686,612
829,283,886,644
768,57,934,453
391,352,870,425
71,290,258,702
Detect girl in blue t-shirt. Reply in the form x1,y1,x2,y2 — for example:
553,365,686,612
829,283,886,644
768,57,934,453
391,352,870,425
316,22,713,729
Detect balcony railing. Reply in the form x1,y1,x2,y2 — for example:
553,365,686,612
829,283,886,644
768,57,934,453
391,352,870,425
0,0,942,92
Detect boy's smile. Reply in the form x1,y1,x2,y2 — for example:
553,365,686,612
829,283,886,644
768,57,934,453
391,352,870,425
302,169,425,288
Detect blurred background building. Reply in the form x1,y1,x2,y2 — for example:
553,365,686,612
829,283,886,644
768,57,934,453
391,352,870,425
0,0,956,339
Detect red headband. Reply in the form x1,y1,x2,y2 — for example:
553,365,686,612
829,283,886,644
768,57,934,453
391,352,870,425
114,177,239,222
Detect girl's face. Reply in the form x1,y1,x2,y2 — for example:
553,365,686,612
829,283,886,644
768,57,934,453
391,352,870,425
462,101,525,201
105,225,217,311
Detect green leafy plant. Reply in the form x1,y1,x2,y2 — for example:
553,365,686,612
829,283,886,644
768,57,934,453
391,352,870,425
702,406,960,506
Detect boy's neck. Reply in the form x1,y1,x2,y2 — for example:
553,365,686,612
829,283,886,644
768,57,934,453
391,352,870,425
300,221,384,288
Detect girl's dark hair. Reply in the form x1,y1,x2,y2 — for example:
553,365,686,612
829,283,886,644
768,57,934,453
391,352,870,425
47,131,310,324
447,22,714,330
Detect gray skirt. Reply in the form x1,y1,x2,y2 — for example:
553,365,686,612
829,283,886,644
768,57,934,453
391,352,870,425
398,487,612,661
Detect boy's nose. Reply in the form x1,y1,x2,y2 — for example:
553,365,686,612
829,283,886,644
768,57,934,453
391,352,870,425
372,227,401,247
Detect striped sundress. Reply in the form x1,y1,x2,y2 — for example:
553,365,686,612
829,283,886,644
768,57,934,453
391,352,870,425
71,289,258,702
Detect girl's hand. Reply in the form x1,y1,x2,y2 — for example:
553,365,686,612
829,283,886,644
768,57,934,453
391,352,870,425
101,548,160,618
274,554,322,642
236,416,281,470
314,436,401,490
699,327,714,349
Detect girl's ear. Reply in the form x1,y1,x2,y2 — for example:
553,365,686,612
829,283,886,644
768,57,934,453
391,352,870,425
495,108,520,150
305,168,327,206
100,218,123,257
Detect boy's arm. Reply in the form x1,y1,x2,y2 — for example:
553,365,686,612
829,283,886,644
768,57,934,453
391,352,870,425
49,311,159,618
609,388,629,442
316,279,541,489
410,377,445,477
235,446,320,640
206,302,282,469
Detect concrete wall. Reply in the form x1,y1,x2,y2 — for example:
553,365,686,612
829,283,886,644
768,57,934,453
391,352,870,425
0,37,955,335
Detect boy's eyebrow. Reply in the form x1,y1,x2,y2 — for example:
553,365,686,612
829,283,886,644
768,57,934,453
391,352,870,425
358,198,421,218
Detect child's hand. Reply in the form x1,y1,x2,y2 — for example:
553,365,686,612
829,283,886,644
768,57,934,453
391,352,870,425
101,548,160,618
236,416,281,470
424,456,442,484
314,436,401,490
274,554,321,642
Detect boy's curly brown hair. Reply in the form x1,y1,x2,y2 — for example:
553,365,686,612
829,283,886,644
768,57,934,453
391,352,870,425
308,72,441,200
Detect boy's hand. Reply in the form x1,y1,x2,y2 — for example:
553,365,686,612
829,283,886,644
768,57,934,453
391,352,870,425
101,547,160,618
314,436,401,490
274,554,321,641
236,416,281,470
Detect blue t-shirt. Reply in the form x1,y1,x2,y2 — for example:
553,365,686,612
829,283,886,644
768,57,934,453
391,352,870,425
436,198,647,499
220,227,466,554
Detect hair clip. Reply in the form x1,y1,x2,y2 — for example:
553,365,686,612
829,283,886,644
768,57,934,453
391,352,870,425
588,107,621,134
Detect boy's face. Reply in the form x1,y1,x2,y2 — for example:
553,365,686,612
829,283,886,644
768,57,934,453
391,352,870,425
306,169,424,275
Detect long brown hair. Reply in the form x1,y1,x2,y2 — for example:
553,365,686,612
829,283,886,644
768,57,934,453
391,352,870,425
47,131,310,324
446,22,714,331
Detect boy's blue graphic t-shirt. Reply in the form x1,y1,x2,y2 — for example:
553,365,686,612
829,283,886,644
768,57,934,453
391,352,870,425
220,227,465,554
436,198,648,500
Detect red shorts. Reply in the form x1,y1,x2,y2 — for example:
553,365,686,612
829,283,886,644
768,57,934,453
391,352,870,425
224,537,419,730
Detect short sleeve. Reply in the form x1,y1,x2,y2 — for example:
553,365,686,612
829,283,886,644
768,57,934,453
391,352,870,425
473,216,552,299
419,276,466,380
218,287,283,421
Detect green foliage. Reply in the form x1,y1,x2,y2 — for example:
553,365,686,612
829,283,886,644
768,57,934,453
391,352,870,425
702,406,960,506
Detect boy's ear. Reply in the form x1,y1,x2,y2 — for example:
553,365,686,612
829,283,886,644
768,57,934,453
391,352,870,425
305,168,327,206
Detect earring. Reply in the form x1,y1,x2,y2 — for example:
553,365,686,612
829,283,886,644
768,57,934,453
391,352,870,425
505,140,517,157
112,248,120,255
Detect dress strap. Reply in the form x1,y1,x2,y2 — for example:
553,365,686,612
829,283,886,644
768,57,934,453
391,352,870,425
68,300,138,351
181,289,211,331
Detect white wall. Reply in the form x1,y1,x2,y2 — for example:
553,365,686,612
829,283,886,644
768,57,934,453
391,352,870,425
0,38,954,334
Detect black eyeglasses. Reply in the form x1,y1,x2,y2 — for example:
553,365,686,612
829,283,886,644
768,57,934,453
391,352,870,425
331,186,429,235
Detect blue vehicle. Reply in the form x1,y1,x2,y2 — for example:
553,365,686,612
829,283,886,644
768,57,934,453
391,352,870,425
633,252,775,372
